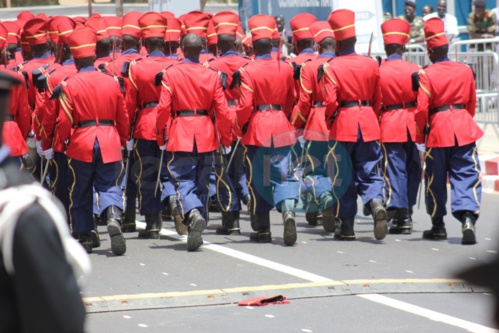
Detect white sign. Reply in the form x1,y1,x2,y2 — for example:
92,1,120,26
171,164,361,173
148,0,199,16
332,0,384,55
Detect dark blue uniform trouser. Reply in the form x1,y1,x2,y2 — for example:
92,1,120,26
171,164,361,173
47,152,70,217
214,148,240,212
381,140,422,210
244,144,299,214
68,140,124,233
133,139,175,216
124,149,137,213
166,148,214,222
424,142,481,221
229,141,250,200
329,134,384,219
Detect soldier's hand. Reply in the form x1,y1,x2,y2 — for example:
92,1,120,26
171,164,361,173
43,148,54,160
36,140,43,157
126,139,134,151
222,145,232,155
159,144,166,151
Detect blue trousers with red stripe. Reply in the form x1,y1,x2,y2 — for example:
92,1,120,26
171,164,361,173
381,140,422,209
69,140,124,233
424,142,481,221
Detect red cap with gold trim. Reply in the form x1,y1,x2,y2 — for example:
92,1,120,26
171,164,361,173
122,11,142,39
164,17,181,42
213,11,239,36
183,11,210,38
23,18,48,46
0,23,8,49
139,12,167,40
309,21,335,44
105,16,122,38
3,21,21,45
328,9,355,41
381,18,410,45
57,16,76,45
20,31,30,52
207,20,217,46
85,17,109,41
67,24,97,59
161,11,175,19
248,14,276,42
74,17,87,24
17,11,35,26
47,16,62,44
290,13,317,42
424,17,448,50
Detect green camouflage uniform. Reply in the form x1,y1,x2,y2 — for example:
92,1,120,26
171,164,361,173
398,15,424,41
468,10,496,51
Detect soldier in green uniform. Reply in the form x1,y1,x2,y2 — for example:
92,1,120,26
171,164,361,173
468,0,496,51
399,0,425,44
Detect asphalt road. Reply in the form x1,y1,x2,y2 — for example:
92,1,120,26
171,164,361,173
83,190,499,332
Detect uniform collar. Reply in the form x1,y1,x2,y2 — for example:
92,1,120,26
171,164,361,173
148,50,165,58
62,58,75,66
299,48,315,55
122,48,139,55
167,53,178,59
434,56,450,63
338,49,356,56
221,50,238,57
78,65,97,72
255,53,272,60
33,51,51,59
319,51,335,58
271,47,279,53
182,57,200,63
387,54,403,61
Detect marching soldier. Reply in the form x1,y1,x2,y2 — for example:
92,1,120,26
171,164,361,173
233,14,298,245
415,18,483,244
207,11,252,235
164,16,182,59
321,9,388,241
3,21,23,69
291,21,335,227
378,19,422,235
183,11,215,63
56,25,129,255
85,17,112,70
156,33,232,251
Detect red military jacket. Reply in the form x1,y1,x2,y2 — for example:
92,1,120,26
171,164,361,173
206,51,252,141
41,60,78,152
292,52,335,142
156,59,232,153
415,59,483,147
235,55,296,148
199,51,215,64
103,50,141,77
95,56,112,72
289,49,317,102
20,53,57,109
379,55,420,143
322,52,381,142
58,66,129,163
0,69,30,156
126,51,177,141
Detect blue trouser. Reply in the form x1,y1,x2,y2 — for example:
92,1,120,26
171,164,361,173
424,142,481,221
47,152,70,217
124,149,137,212
381,140,422,209
329,133,384,219
301,140,332,213
244,144,299,214
68,140,124,233
133,139,174,216
214,150,240,212
166,148,214,222
228,141,249,199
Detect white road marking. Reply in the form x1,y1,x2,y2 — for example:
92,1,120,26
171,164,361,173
359,294,499,333
265,314,275,318
301,329,313,332
123,315,131,319
138,323,148,328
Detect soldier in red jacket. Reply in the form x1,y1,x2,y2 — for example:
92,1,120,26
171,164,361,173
379,19,422,235
415,18,483,245
207,11,252,235
85,17,112,70
183,11,215,63
156,33,232,251
233,14,298,246
291,21,336,227
57,25,129,255
321,9,388,241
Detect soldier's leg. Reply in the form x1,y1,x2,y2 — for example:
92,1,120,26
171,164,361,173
160,154,185,235
123,149,138,232
422,147,449,240
406,140,423,227
449,143,481,245
50,152,70,218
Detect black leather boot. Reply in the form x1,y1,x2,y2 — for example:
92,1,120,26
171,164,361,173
306,211,318,225
370,198,388,240
121,207,136,233
389,208,412,234
250,212,272,243
79,232,93,254
170,196,187,236
422,217,447,240
138,212,162,239
91,214,101,248
282,211,297,246
322,205,336,233
106,205,126,255
461,212,477,245
187,209,206,251
339,217,355,240
217,211,241,235
244,194,258,231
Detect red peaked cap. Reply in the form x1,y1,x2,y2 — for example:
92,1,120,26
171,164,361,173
290,13,317,41
424,17,448,49
381,18,410,45
212,10,239,36
161,11,175,19
272,27,280,39
57,16,76,45
0,23,8,49
122,11,142,39
207,20,217,46
328,9,356,41
183,11,210,38
36,13,48,21
105,16,122,38
248,14,276,42
20,31,30,52
85,16,109,41
164,17,182,42
90,13,101,19
23,18,48,46
309,21,335,44
139,12,167,39
73,16,87,24
67,24,97,59
17,11,35,26
47,16,62,44
3,21,21,44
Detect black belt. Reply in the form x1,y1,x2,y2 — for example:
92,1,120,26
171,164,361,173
429,103,466,116
227,100,239,106
77,119,114,128
255,104,283,111
340,100,370,107
5,114,14,121
176,109,209,117
383,101,417,111
313,101,324,107
142,102,158,109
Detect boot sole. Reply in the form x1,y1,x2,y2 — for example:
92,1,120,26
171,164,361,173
172,206,188,236
283,215,297,246
107,221,126,255
91,230,101,248
373,208,388,240
187,218,206,251
462,228,476,245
